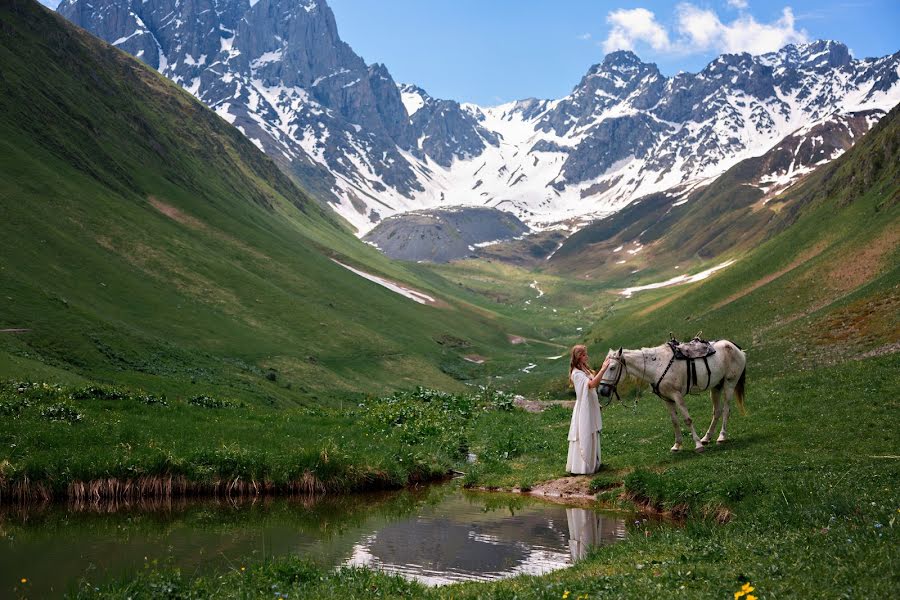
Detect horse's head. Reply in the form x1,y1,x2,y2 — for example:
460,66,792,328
599,348,624,398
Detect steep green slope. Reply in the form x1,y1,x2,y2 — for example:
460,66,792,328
0,1,537,405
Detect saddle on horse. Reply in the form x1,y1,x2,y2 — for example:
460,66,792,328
668,337,716,360
653,335,716,397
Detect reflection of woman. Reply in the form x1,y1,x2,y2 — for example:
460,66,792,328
566,345,609,474
566,507,600,561
566,508,621,561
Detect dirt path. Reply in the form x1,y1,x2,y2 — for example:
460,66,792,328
525,475,596,500
712,241,829,310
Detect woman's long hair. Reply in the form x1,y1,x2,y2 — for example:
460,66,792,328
569,345,595,382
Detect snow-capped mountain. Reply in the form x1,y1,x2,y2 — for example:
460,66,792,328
59,0,900,235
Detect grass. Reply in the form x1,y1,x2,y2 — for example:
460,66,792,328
0,382,521,501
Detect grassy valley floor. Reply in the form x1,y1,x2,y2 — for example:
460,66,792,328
35,353,895,599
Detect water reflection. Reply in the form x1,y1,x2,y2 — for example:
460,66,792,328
566,507,627,561
342,493,627,585
0,486,629,595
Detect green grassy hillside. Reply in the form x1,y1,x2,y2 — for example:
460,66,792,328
0,1,541,406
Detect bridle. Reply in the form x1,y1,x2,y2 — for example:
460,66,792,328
598,354,626,407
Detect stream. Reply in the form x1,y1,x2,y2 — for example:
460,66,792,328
0,483,628,595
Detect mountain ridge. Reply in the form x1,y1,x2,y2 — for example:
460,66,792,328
58,0,900,236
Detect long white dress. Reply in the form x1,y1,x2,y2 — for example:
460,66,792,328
566,369,602,474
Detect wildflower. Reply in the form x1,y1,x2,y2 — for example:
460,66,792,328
747,596,757,600
562,591,570,599
735,582,755,599
20,578,27,584
240,566,246,572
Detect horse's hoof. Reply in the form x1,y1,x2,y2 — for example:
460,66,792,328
694,445,705,453
670,445,681,452
700,438,710,445
716,436,727,444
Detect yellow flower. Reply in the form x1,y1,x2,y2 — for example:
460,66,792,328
240,567,246,572
747,595,758,600
20,578,27,584
742,583,755,594
562,591,570,599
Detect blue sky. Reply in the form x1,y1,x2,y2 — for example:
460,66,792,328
328,0,899,105
40,0,899,105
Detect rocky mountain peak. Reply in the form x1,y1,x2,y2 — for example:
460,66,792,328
765,40,852,71
598,50,646,71
54,0,900,236
583,50,659,84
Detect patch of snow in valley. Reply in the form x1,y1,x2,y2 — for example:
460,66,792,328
620,259,737,298
331,260,437,305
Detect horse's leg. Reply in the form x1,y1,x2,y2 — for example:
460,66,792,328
701,386,723,445
665,400,683,452
672,393,704,452
718,385,734,443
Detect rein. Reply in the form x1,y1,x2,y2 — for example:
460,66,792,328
652,347,677,397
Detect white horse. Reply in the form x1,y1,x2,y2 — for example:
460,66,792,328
598,341,746,452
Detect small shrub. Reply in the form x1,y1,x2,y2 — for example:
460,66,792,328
188,395,234,409
0,399,30,418
135,392,168,406
471,384,516,411
40,404,83,423
71,385,129,401
71,385,167,406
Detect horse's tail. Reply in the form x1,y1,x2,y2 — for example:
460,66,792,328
735,361,747,415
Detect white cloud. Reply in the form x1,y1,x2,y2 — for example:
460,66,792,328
600,3,808,57
727,0,749,9
602,8,672,53
676,4,807,54
576,33,592,41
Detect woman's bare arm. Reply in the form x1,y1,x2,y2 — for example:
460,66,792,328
588,357,610,389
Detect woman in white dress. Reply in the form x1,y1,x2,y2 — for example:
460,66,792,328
566,345,609,474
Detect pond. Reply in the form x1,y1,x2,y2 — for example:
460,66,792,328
0,484,628,596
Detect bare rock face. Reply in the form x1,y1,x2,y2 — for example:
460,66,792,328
59,0,900,236
363,207,528,263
